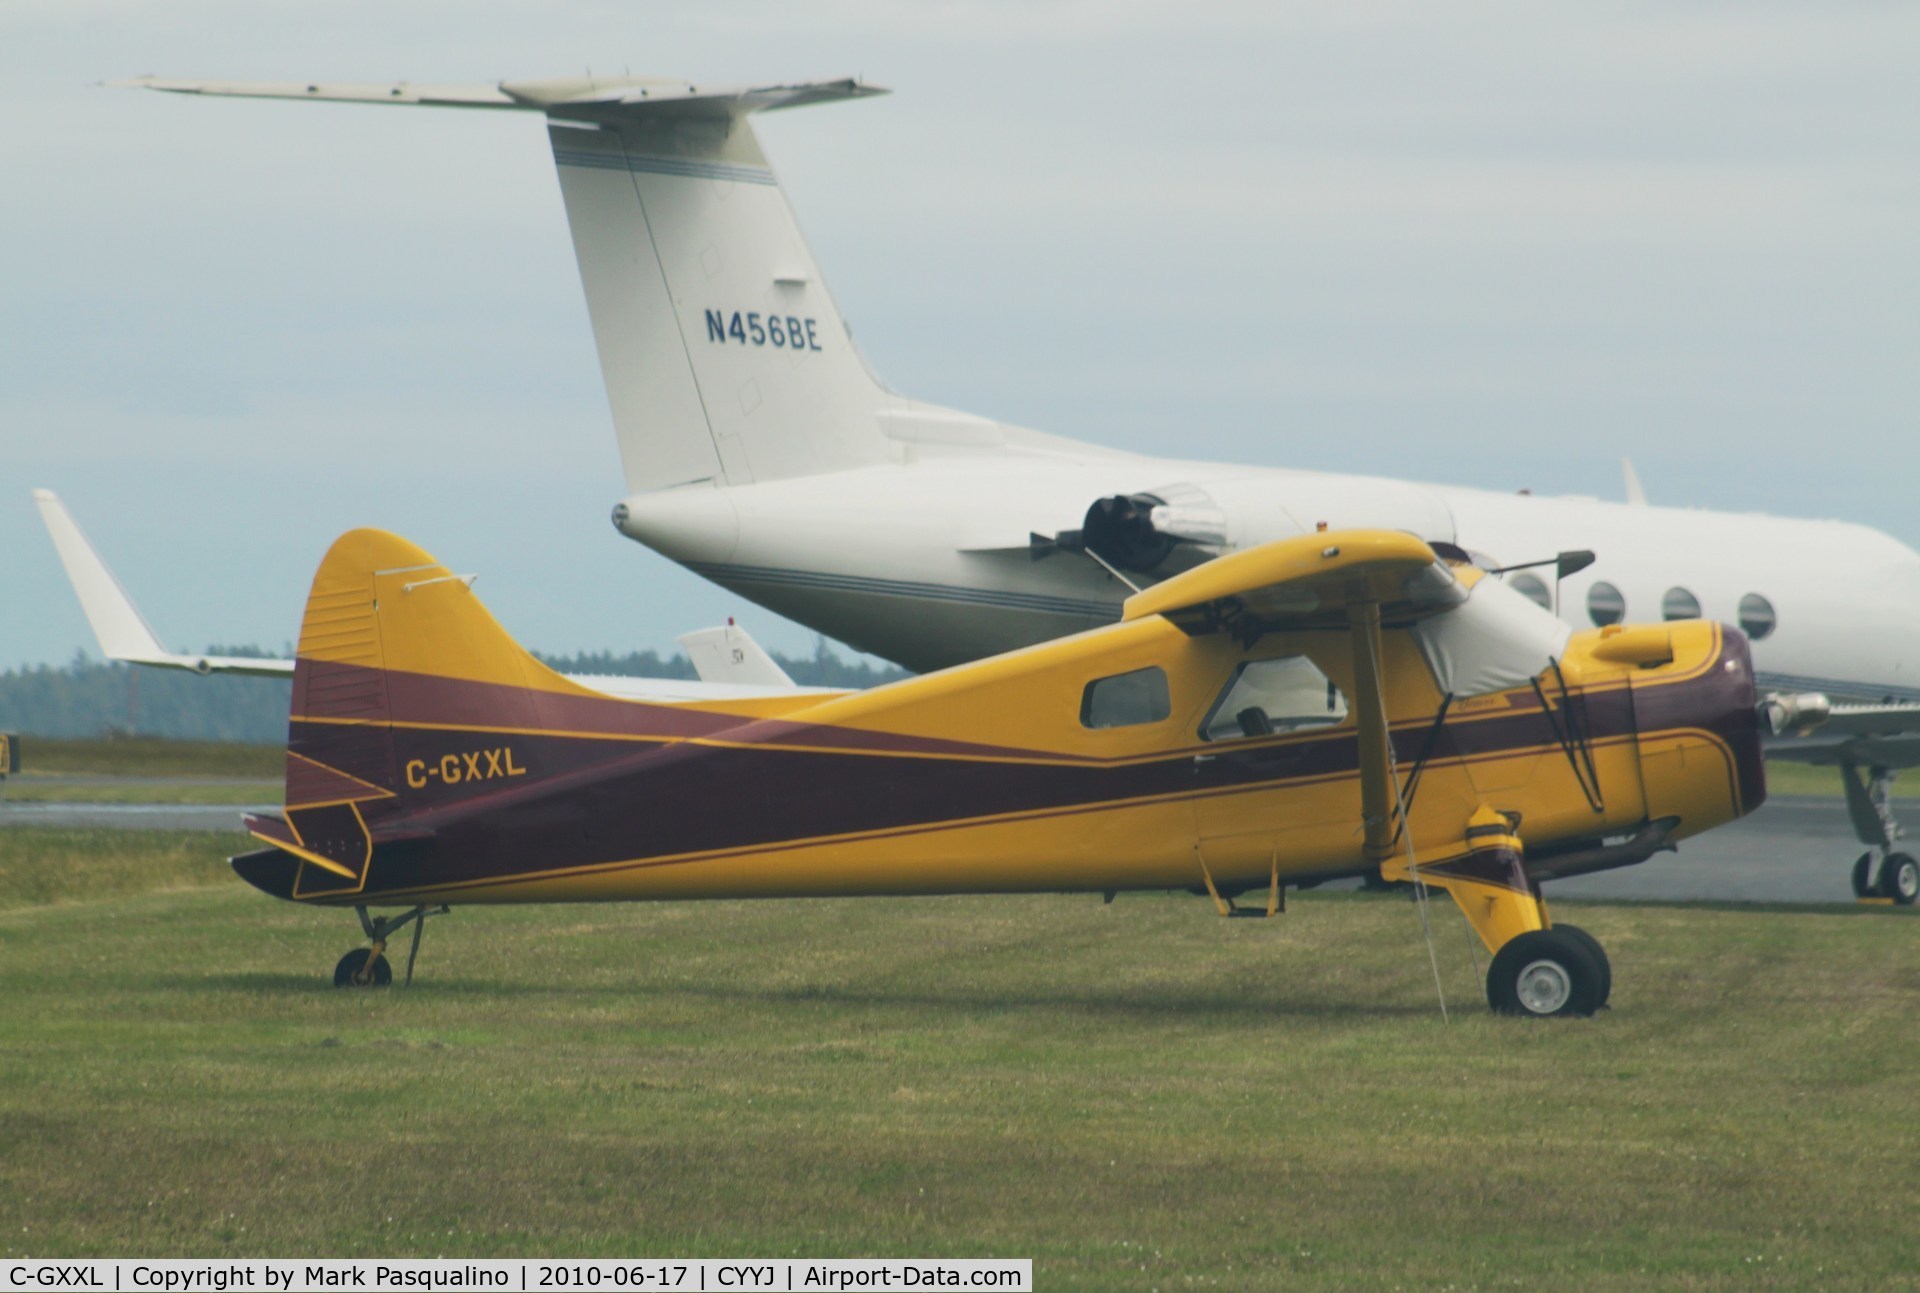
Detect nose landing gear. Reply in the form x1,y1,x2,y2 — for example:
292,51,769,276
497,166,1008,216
333,904,450,988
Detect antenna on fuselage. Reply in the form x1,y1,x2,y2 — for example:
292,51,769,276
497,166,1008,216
1490,550,1596,618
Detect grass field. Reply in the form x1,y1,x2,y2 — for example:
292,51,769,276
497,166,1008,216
9,737,282,779
0,829,1916,1286
1,737,280,804
1,779,277,805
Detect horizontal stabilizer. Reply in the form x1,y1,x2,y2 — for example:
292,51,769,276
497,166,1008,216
113,74,887,122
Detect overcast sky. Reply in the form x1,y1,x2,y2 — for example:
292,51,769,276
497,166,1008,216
4,1,1916,670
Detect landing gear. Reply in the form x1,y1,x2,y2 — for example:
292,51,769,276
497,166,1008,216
1840,763,1911,903
1853,851,1877,900
1549,923,1612,1009
332,904,450,988
1881,853,1920,906
334,948,392,987
1486,929,1605,1018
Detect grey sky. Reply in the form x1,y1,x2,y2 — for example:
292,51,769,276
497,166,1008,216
4,1,1916,670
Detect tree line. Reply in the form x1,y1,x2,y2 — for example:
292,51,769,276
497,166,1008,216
0,642,909,745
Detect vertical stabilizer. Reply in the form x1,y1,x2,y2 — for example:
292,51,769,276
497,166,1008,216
546,90,897,492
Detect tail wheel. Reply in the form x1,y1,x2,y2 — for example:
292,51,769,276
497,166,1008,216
1549,923,1612,1008
333,948,393,988
1487,929,1604,1018
1880,853,1920,906
1853,852,1876,899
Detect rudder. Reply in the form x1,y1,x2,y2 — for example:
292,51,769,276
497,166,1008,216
548,94,896,492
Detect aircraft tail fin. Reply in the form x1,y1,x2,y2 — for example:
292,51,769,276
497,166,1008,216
244,528,603,890
238,527,816,897
545,88,898,492
275,526,593,807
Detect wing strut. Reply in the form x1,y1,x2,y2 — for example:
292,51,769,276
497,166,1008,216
1346,592,1450,1019
1345,598,1397,865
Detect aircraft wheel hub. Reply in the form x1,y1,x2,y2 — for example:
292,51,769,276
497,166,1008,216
1515,959,1573,1014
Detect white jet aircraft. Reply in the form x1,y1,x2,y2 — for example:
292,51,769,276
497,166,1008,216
104,74,1920,902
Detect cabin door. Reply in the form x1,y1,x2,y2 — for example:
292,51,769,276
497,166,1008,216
1188,652,1353,884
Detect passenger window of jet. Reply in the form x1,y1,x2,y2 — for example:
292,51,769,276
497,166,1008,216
1507,572,1552,611
1587,581,1626,627
1662,587,1701,621
1201,656,1347,741
1080,666,1172,729
1739,593,1776,641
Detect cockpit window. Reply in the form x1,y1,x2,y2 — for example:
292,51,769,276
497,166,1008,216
1201,656,1347,741
1081,666,1171,729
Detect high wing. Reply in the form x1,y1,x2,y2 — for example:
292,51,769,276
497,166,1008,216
1123,528,1575,867
32,490,824,703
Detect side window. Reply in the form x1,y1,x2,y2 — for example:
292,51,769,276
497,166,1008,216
1588,581,1626,627
1202,655,1348,741
1507,572,1552,610
1080,666,1171,729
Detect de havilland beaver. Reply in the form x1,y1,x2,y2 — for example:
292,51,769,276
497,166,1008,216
106,72,1920,902
227,522,1785,1016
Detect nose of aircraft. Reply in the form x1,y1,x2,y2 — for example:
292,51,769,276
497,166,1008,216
1636,625,1767,841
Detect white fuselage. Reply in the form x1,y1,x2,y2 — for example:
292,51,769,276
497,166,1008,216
616,442,1920,703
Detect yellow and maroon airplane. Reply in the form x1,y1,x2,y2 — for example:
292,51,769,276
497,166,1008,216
236,525,1771,1016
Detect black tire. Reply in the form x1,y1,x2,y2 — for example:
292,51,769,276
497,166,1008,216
1486,930,1604,1018
1880,852,1920,906
1551,923,1612,1009
1853,852,1876,899
333,948,393,988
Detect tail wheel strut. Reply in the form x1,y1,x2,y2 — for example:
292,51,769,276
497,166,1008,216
333,904,450,988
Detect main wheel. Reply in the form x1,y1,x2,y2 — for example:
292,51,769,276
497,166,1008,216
1550,923,1612,1008
1486,930,1604,1018
333,948,393,988
1880,852,1920,906
1853,852,1876,899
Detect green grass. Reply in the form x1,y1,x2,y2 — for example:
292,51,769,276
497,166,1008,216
1761,759,1892,798
2,779,277,805
0,827,246,907
11,736,282,778
0,831,1916,1287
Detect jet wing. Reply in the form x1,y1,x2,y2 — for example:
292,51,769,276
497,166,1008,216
33,490,827,702
1764,702,1920,767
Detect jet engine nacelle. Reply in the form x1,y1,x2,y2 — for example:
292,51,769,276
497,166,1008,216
1064,476,1461,576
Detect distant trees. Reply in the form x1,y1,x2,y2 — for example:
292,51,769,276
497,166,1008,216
0,639,910,744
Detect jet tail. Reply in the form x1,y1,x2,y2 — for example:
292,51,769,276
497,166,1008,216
121,74,903,494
